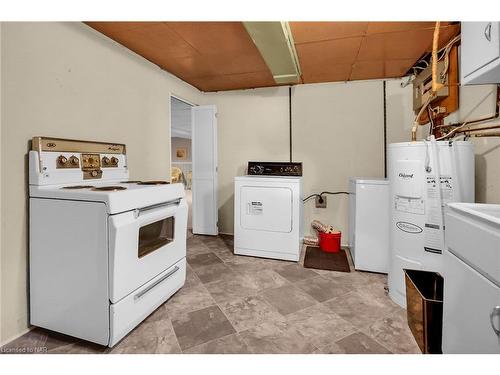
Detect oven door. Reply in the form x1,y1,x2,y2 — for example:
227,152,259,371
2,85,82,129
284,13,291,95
108,198,188,303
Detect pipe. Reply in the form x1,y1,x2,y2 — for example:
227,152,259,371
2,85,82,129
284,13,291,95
412,94,434,141
458,123,500,133
432,22,444,93
471,131,500,137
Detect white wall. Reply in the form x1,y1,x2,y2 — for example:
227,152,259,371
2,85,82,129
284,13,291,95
292,81,384,238
0,22,202,344
203,80,385,237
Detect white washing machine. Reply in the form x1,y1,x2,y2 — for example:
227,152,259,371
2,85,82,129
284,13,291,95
234,175,303,261
349,178,390,273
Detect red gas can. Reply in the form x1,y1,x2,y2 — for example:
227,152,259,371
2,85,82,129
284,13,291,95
318,231,341,253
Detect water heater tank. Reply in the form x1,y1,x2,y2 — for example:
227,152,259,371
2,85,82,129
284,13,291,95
388,140,475,307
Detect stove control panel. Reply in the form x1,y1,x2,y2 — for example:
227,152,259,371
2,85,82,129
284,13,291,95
247,161,303,176
31,137,128,185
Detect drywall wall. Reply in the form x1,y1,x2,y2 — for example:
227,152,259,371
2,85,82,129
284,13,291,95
386,79,500,204
201,87,291,234
203,80,385,236
0,22,202,344
292,81,384,237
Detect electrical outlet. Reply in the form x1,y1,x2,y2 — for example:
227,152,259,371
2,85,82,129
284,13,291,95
315,195,327,208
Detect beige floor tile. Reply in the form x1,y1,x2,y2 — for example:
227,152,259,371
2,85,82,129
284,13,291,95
164,284,215,317
219,295,285,332
184,264,202,288
204,273,261,304
294,276,351,302
324,290,396,330
286,304,357,348
363,309,421,354
261,284,317,316
187,252,223,269
242,269,289,291
239,320,317,354
274,263,319,283
184,333,250,354
321,331,392,354
171,305,235,351
193,262,236,284
110,319,181,354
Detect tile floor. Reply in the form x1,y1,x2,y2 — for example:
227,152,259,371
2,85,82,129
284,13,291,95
1,234,420,354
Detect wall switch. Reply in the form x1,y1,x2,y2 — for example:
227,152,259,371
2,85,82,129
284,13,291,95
315,195,327,208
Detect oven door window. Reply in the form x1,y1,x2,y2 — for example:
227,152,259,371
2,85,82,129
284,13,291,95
138,216,175,258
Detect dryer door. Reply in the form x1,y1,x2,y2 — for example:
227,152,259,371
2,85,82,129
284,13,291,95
240,185,292,233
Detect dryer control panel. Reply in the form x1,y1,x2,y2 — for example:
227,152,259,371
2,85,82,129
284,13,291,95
247,161,302,176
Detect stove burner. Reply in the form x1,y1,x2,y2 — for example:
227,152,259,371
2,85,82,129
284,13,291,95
61,185,95,189
91,186,127,191
137,181,170,185
121,180,143,184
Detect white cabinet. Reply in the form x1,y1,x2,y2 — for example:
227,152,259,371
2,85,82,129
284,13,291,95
443,250,500,353
442,203,500,353
461,22,500,85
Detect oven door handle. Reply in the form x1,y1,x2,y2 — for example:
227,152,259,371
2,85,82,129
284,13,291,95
134,266,180,300
133,199,181,219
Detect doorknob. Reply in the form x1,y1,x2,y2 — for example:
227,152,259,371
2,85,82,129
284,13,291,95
490,305,500,336
485,23,492,42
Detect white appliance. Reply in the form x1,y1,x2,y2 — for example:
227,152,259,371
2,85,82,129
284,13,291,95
461,22,500,85
29,137,188,347
348,178,389,273
234,175,303,261
387,140,474,307
442,203,500,353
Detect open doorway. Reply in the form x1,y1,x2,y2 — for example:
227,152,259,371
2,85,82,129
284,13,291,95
170,96,194,231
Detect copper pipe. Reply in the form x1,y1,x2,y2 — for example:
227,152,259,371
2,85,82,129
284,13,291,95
458,124,500,133
471,131,500,137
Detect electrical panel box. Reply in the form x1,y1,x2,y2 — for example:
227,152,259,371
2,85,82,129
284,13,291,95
413,60,449,112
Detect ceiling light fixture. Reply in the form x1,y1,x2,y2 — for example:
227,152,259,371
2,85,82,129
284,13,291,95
243,21,302,85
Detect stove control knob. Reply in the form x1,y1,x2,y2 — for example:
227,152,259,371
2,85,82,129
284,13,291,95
90,170,98,177
69,156,80,166
102,156,110,166
110,157,119,166
58,155,68,165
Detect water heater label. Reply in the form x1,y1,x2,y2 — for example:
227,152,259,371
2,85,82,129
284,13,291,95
248,201,263,215
394,196,425,215
423,175,453,254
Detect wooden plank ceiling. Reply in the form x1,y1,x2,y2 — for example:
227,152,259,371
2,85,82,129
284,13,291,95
86,22,460,92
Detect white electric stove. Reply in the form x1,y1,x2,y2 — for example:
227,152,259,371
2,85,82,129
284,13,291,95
29,137,188,347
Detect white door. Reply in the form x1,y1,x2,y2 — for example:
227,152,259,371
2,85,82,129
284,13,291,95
192,105,218,235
